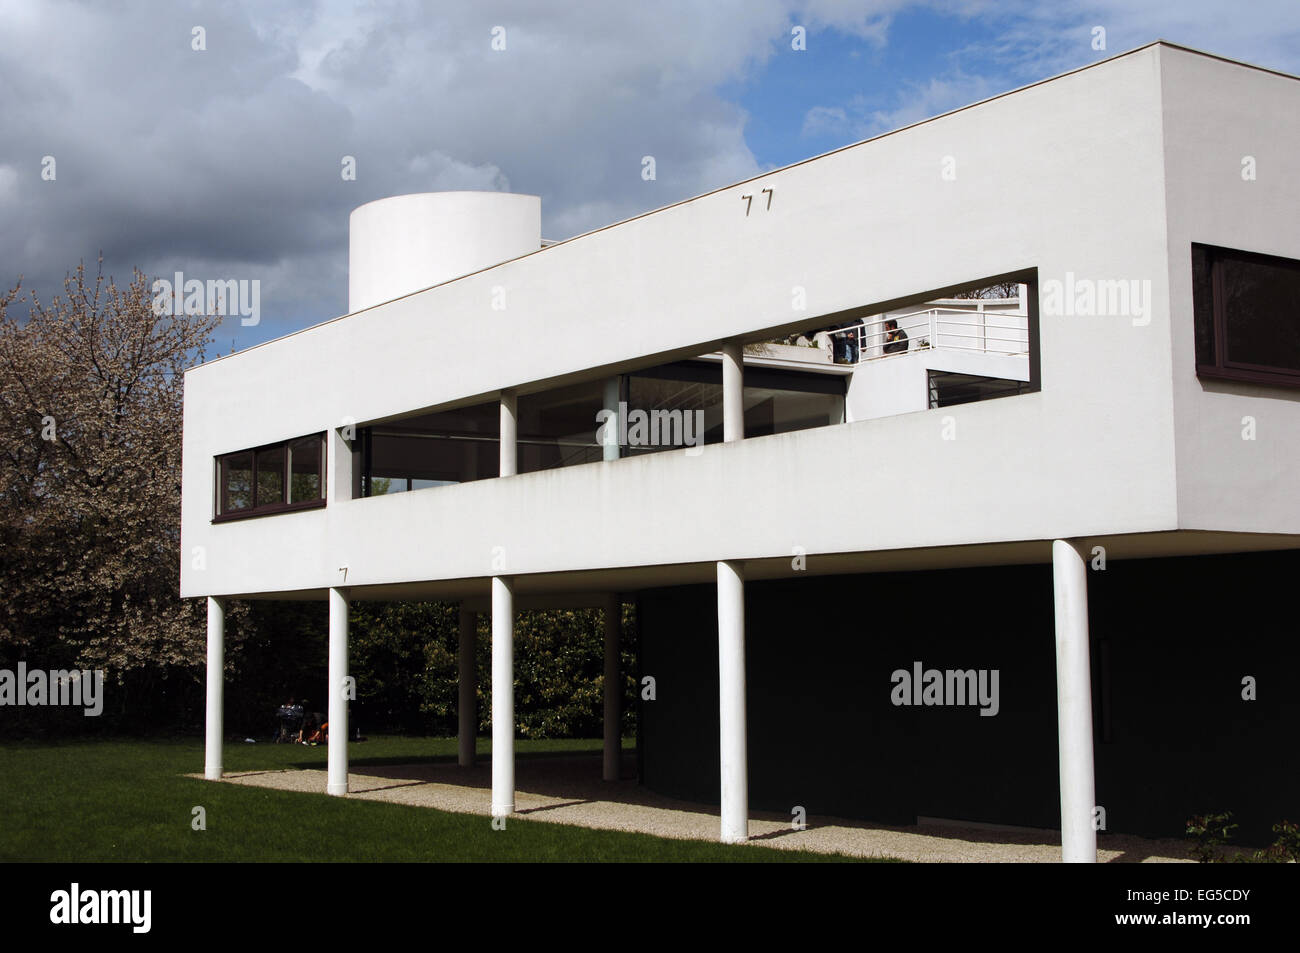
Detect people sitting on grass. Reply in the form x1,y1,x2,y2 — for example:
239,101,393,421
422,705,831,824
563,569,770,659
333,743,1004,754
296,703,317,744
304,719,327,745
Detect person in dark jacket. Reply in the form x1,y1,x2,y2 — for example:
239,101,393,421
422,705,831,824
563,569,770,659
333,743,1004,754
882,319,909,354
831,322,860,364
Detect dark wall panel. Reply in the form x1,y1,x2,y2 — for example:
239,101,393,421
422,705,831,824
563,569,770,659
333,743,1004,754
638,550,1300,844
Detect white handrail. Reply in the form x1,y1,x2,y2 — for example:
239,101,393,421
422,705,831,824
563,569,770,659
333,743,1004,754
827,307,1030,363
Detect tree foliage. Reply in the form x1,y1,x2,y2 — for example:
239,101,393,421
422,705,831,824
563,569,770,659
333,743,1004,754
349,601,638,739
0,261,236,727
950,281,1021,299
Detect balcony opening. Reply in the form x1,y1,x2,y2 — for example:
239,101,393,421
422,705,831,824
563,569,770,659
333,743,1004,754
793,279,1032,367
761,274,1039,422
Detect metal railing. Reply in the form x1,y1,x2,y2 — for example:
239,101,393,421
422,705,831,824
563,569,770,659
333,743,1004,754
827,308,1029,363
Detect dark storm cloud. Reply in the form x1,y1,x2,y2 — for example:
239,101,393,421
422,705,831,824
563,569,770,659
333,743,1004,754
0,0,791,341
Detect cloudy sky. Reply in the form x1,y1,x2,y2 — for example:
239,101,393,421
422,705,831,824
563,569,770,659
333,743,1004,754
2,0,1298,348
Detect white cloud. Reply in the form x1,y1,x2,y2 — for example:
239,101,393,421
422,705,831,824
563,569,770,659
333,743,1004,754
864,73,999,135
406,152,511,193
802,72,998,144
794,0,906,46
801,105,851,138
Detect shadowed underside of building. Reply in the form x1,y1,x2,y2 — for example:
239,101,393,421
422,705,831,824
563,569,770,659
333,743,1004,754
639,550,1298,844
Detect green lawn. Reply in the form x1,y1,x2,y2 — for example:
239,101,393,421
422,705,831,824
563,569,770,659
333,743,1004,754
0,737,887,862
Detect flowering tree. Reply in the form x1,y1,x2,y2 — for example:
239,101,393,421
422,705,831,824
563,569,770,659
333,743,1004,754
0,259,226,722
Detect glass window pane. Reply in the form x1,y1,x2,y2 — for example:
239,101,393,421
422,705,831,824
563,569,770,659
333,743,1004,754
222,452,253,511
255,445,285,507
517,379,607,474
1192,245,1216,367
289,436,322,503
363,402,499,496
626,360,845,453
625,368,724,456
743,386,844,437
368,476,406,495
1222,254,1300,373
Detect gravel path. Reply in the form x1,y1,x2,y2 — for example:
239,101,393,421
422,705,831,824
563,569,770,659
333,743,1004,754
197,754,1195,862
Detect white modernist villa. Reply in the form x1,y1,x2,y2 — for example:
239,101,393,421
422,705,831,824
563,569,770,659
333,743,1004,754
182,43,1300,862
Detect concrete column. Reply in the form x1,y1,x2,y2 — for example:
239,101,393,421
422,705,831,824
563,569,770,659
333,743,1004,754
717,560,748,843
330,427,354,504
327,587,350,796
722,341,744,443
500,388,517,477
458,606,477,767
602,377,620,462
204,597,225,781
491,576,515,817
1052,539,1097,863
603,593,621,781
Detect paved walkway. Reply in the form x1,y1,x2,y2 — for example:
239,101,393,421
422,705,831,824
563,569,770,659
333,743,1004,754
203,753,1195,862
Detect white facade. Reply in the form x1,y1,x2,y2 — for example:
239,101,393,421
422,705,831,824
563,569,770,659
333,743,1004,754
183,44,1300,858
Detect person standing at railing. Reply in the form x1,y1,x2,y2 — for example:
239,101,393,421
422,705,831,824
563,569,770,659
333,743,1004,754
830,321,859,364
883,319,909,354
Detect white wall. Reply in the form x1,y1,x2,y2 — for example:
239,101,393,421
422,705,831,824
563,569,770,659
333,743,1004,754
348,191,541,313
846,350,1031,422
846,352,929,421
182,46,1195,599
1159,48,1300,534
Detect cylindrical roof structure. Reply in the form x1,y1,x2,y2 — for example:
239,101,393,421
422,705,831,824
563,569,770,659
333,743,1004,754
348,191,542,313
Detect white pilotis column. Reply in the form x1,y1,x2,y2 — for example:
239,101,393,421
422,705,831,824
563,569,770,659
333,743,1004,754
491,576,515,817
1052,539,1097,863
721,341,744,443
500,388,517,477
204,597,225,781
458,606,477,767
717,560,748,843
327,587,350,796
603,593,621,781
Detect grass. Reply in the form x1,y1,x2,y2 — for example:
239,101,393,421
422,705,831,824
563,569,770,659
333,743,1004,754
0,736,885,862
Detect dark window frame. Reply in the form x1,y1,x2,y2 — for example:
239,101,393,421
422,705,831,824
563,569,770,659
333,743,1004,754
1193,242,1300,387
213,432,326,523
632,360,849,396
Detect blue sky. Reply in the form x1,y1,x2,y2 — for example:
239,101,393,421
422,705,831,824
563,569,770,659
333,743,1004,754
726,6,1008,170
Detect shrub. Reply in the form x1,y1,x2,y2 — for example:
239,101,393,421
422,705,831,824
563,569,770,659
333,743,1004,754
1186,811,1299,863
